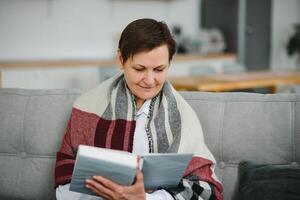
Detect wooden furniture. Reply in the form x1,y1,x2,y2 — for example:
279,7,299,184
0,53,236,69
0,53,236,88
170,71,300,93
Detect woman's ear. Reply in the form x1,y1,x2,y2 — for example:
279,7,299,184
117,49,124,71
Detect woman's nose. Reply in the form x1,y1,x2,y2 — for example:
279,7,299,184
144,71,155,85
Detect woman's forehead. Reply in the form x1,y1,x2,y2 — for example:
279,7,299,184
131,45,169,67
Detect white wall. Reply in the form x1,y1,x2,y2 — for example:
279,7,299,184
0,0,201,90
2,66,104,90
271,0,300,70
0,0,200,60
4,0,299,90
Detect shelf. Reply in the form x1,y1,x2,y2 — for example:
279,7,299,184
0,53,237,69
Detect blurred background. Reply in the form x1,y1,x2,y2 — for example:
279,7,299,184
0,0,300,93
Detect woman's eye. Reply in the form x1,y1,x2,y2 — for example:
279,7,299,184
134,68,144,72
154,68,164,72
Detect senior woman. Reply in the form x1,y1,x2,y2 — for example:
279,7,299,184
55,18,223,200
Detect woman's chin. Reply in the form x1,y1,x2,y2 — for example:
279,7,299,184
136,91,158,101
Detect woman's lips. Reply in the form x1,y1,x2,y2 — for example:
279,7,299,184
139,85,154,90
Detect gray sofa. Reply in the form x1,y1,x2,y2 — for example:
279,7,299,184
0,88,299,200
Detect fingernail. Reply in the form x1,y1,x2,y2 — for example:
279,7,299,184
93,175,100,179
86,184,90,188
86,179,91,183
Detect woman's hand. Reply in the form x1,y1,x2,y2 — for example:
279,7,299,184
85,157,146,200
86,170,145,200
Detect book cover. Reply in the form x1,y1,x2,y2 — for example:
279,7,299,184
141,153,193,190
69,145,193,196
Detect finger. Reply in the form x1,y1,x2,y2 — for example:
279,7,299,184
136,170,144,182
86,179,114,198
134,170,144,187
137,156,142,170
137,156,140,168
93,176,120,191
86,183,110,199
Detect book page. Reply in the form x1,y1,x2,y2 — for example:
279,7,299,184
79,145,137,168
141,153,193,190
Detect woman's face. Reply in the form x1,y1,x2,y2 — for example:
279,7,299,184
118,45,169,109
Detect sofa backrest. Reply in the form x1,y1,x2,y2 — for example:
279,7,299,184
0,89,80,200
181,91,300,200
0,89,299,200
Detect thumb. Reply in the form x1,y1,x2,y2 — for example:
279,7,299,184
134,169,144,186
134,156,144,185
137,156,141,169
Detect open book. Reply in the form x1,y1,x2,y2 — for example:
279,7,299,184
70,145,193,196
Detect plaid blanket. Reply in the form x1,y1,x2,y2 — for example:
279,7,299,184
55,74,223,200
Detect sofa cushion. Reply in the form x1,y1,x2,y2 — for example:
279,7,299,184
0,89,81,200
238,161,300,200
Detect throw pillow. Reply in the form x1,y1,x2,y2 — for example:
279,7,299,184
238,161,300,200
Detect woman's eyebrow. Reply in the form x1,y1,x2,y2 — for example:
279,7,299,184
134,64,166,68
133,64,146,68
155,65,167,69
